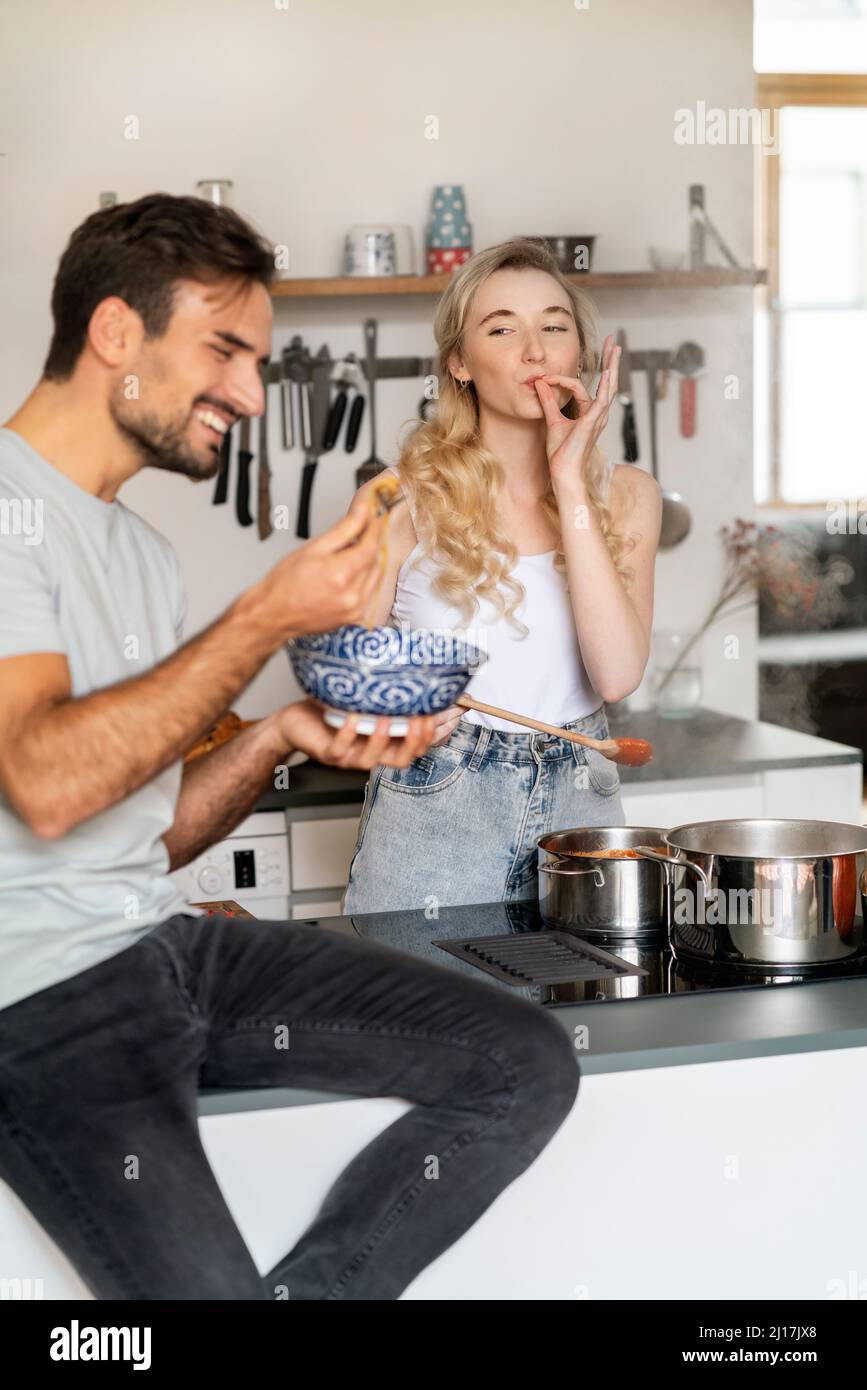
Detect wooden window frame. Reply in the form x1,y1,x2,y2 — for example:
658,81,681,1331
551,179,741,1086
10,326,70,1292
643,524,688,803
757,72,867,509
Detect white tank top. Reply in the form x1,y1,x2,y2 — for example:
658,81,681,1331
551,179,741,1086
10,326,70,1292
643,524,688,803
386,469,601,733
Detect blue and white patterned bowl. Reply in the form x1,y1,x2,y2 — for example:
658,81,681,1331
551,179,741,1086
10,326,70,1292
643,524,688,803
286,624,486,724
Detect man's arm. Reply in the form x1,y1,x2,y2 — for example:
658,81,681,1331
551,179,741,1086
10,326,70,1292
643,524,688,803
164,695,450,871
0,589,278,840
162,713,292,871
0,500,386,840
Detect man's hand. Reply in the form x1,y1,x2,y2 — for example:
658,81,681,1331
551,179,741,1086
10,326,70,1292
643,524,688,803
252,495,387,643
277,698,439,769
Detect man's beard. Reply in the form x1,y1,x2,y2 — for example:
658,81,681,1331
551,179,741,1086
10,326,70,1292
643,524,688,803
110,392,220,480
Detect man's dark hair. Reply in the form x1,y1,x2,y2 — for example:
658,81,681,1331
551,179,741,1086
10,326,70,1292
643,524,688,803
43,192,276,381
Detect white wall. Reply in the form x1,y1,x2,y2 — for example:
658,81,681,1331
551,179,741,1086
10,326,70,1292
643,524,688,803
0,0,758,721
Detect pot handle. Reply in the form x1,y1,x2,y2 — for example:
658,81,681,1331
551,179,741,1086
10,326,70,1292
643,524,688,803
634,846,711,893
538,862,605,887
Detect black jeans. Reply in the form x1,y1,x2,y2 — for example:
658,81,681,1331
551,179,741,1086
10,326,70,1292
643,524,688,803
0,913,579,1299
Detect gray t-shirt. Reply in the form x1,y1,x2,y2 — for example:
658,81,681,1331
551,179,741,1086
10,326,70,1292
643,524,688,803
0,426,201,1014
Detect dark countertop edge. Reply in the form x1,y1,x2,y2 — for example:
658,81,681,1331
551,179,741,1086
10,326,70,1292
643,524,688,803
256,732,862,811
257,748,862,810
623,750,862,781
574,1025,867,1074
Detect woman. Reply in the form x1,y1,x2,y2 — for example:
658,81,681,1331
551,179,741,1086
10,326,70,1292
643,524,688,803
341,238,661,914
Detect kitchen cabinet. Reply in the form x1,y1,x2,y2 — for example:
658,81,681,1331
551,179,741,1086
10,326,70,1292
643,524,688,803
287,813,359,894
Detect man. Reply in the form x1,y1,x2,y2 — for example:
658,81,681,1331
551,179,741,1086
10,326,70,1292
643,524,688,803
0,194,578,1300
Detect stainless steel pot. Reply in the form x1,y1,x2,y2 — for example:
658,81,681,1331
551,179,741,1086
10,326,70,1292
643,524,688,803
537,826,700,935
637,818,867,968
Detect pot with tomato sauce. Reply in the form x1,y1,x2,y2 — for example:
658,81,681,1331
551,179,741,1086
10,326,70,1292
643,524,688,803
537,826,679,935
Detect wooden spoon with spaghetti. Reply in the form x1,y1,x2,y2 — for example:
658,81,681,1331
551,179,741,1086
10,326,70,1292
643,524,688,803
456,693,653,767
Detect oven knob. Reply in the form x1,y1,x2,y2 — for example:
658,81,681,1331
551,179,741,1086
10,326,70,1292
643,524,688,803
197,865,223,896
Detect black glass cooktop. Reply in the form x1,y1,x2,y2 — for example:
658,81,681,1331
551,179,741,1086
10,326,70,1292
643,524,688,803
330,898,867,1006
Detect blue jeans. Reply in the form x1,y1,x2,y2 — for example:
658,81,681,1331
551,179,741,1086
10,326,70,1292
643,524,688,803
343,706,625,914
0,912,579,1300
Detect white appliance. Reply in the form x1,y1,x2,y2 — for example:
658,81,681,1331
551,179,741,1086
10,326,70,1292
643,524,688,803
170,811,291,919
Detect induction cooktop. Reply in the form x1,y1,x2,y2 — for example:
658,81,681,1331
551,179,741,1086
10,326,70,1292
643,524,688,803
332,897,867,1006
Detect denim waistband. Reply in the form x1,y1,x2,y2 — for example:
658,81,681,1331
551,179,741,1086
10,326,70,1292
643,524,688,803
444,704,608,766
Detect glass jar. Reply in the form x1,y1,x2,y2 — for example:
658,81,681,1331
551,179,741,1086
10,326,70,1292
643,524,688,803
651,628,702,718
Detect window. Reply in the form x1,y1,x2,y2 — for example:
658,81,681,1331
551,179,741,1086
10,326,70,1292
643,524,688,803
755,74,867,505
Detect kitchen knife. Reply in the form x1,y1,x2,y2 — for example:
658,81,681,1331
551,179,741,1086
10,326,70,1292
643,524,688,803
323,377,348,451
295,350,332,539
616,329,639,463
235,416,254,527
257,367,273,540
212,428,232,504
344,392,365,452
280,343,295,451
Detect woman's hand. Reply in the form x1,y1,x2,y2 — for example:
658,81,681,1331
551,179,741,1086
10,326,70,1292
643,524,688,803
428,704,464,747
533,334,621,496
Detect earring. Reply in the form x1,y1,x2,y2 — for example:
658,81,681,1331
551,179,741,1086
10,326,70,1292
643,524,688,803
458,377,471,389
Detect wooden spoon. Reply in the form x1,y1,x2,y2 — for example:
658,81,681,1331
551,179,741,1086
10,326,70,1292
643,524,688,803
456,693,653,767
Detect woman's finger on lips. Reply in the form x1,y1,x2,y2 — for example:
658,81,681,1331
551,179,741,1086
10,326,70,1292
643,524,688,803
532,377,568,429
540,374,593,415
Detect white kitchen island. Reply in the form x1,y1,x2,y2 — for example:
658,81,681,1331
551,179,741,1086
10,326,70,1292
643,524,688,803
5,915,867,1301
4,712,865,1300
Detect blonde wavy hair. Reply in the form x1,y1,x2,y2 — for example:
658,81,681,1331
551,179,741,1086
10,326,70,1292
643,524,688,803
397,238,635,638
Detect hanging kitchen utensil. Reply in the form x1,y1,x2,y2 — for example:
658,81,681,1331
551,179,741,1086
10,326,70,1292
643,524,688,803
323,353,365,453
615,329,638,463
345,388,365,452
212,428,232,504
671,340,704,439
257,364,273,540
235,417,254,527
280,338,299,451
295,348,333,540
644,354,691,551
278,334,311,463
355,318,384,487
323,371,348,451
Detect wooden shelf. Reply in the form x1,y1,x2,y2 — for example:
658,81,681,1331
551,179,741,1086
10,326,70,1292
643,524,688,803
270,268,767,299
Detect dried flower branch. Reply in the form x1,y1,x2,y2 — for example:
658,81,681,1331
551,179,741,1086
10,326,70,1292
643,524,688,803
654,519,848,700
